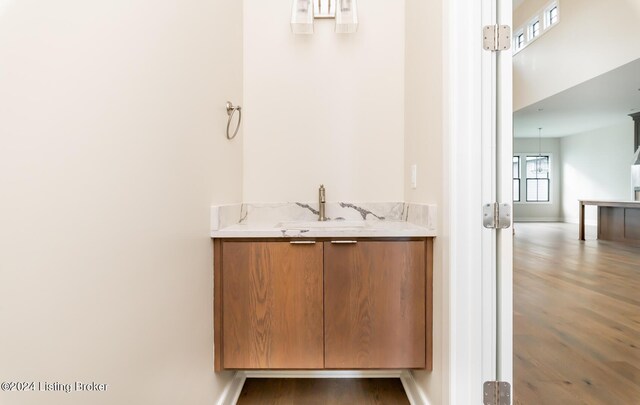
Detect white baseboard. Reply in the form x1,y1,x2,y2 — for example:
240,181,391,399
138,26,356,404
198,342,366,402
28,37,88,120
514,218,599,227
244,370,402,378
513,217,562,222
216,371,246,405
400,371,430,405
563,218,597,226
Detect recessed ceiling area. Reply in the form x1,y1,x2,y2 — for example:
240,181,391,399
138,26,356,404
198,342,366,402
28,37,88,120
514,58,640,138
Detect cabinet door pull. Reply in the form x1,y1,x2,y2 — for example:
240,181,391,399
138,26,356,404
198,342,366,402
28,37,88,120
290,240,316,245
330,240,358,244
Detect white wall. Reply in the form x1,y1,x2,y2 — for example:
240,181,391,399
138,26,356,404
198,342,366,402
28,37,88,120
243,0,405,202
0,1,242,404
243,1,445,401
1,1,448,402
513,138,562,221
404,0,445,403
561,122,634,224
514,0,640,110
405,1,443,206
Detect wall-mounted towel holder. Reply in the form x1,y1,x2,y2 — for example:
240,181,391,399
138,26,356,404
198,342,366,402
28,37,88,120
226,101,242,140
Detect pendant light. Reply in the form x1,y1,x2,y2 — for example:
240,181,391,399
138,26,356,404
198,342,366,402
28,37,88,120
537,127,544,173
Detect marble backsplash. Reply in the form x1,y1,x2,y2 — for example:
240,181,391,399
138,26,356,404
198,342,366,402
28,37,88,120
211,202,437,231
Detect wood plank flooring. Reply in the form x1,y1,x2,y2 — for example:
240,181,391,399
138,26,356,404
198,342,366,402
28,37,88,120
514,222,640,405
236,378,409,405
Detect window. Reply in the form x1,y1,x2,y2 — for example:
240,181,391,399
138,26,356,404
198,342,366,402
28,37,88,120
549,7,559,24
514,1,560,54
513,156,521,202
525,155,550,202
515,31,525,51
530,20,541,39
545,4,559,28
514,153,552,203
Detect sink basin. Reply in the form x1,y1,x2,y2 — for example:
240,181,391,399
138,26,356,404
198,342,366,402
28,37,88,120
278,220,367,230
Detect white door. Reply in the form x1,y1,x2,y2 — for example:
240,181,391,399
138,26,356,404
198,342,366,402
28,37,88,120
481,0,514,396
485,0,515,396
446,0,513,403
496,0,514,392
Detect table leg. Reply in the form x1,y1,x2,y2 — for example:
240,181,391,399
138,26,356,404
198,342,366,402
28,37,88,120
579,202,585,240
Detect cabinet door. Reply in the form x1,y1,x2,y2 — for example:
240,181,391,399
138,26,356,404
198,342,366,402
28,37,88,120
324,241,426,369
222,241,323,369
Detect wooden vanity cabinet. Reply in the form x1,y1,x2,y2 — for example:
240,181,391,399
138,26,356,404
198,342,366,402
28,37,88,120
324,241,427,369
214,238,433,371
217,241,324,369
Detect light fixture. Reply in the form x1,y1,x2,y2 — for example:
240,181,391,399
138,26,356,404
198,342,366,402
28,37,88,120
536,127,546,173
335,0,358,33
314,0,335,18
290,0,358,34
291,0,314,34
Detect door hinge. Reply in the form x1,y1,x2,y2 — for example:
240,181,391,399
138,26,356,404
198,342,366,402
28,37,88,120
484,381,511,405
483,203,512,229
483,25,511,51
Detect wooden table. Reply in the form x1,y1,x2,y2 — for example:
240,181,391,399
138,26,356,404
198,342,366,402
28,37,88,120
579,200,640,244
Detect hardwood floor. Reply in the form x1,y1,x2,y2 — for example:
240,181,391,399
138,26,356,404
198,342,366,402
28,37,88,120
236,378,409,405
514,222,640,405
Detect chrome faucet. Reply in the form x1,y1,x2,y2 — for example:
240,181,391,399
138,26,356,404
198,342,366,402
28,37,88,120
318,184,327,221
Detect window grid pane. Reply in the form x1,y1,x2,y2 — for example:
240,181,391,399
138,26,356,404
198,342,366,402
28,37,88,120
513,156,521,202
526,156,549,179
537,180,549,201
525,155,550,202
526,179,550,202
550,7,558,24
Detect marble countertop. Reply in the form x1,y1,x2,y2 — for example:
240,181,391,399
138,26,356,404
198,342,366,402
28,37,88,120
211,220,435,238
210,202,437,239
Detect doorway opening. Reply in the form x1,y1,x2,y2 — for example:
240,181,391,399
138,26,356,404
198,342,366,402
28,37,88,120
512,1,640,403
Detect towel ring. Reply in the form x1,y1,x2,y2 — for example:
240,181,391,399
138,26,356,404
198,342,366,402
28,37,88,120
226,101,242,140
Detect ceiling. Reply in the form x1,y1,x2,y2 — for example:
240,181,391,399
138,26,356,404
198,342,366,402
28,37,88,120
513,0,525,11
514,58,640,138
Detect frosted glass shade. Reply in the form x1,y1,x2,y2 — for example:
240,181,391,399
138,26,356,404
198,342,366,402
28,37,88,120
335,0,358,33
291,0,314,34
